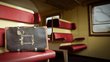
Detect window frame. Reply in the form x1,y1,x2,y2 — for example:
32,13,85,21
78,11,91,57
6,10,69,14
88,1,110,36
45,13,61,36
45,13,61,25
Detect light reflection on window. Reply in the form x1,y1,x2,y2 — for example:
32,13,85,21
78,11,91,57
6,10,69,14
92,4,110,32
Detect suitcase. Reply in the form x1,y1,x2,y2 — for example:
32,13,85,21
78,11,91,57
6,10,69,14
5,26,48,52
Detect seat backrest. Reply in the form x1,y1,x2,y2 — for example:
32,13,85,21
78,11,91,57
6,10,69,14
47,18,76,42
47,28,74,42
0,1,41,24
0,2,45,51
0,28,5,47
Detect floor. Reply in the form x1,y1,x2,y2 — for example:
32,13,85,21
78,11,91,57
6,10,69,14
68,54,110,62
49,51,110,62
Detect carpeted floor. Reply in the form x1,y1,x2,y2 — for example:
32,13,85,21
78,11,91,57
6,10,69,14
68,54,110,62
49,51,110,62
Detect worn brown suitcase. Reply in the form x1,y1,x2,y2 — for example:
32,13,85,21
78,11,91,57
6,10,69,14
5,26,48,52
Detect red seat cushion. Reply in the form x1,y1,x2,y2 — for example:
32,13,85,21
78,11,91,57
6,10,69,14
52,33,74,42
59,44,87,52
0,50,55,62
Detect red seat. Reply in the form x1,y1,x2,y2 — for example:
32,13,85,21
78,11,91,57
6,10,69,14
59,44,87,52
0,3,55,62
0,28,55,62
0,50,55,62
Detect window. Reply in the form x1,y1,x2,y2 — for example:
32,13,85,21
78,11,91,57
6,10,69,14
88,1,110,36
46,15,60,24
46,14,60,36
